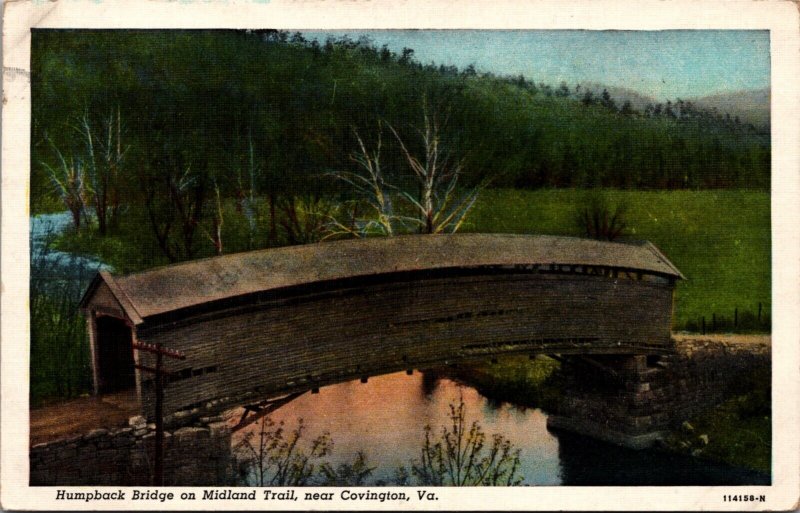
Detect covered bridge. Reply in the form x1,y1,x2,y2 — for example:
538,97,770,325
79,233,684,420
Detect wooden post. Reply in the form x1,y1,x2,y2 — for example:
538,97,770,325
132,340,185,487
702,316,705,335
758,302,762,322
712,313,716,332
734,307,738,328
87,314,101,395
154,347,164,486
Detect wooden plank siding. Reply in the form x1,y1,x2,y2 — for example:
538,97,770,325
79,234,683,420
131,272,675,418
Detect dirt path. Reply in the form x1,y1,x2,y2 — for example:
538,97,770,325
30,389,139,446
672,333,770,345
672,333,771,354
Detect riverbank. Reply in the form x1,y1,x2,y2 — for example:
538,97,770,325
451,334,771,474
662,334,771,473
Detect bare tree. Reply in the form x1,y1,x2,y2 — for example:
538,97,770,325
40,137,88,230
233,131,259,249
324,126,415,239
390,99,486,234
141,162,206,262
199,179,224,255
77,108,128,235
327,102,487,239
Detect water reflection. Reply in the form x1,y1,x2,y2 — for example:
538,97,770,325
231,371,562,485
231,371,769,486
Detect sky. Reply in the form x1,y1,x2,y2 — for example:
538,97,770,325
303,30,770,101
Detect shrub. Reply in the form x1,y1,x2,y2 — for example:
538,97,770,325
234,417,332,486
574,191,628,241
403,396,523,486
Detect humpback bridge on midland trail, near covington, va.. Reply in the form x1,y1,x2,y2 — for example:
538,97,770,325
79,233,687,448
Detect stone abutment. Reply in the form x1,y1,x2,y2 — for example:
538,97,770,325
547,336,770,449
30,415,231,486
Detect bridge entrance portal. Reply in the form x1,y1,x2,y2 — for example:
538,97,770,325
95,316,136,393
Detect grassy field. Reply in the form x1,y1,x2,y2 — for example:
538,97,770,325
464,189,771,331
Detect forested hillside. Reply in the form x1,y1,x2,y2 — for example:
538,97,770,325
32,30,770,216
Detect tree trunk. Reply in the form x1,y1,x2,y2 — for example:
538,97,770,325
70,206,81,230
269,193,278,244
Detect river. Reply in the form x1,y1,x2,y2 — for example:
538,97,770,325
31,211,111,288
231,371,769,486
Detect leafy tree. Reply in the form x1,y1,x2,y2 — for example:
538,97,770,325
600,89,616,111
139,159,208,262
620,100,634,117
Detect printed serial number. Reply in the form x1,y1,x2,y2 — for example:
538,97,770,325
723,494,766,502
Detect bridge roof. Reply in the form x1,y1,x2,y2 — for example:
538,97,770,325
81,234,683,323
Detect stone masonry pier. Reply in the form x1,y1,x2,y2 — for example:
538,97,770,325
547,335,771,449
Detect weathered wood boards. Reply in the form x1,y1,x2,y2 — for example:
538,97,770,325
79,234,683,420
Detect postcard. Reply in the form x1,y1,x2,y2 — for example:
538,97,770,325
2,0,799,510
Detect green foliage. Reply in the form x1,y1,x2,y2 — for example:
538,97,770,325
278,195,337,245
52,207,171,274
30,235,94,406
403,396,523,486
467,189,771,331
452,356,563,412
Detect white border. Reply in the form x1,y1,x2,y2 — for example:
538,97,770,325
3,0,799,510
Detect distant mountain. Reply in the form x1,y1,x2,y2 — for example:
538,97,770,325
575,83,770,128
687,88,770,128
575,82,659,112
